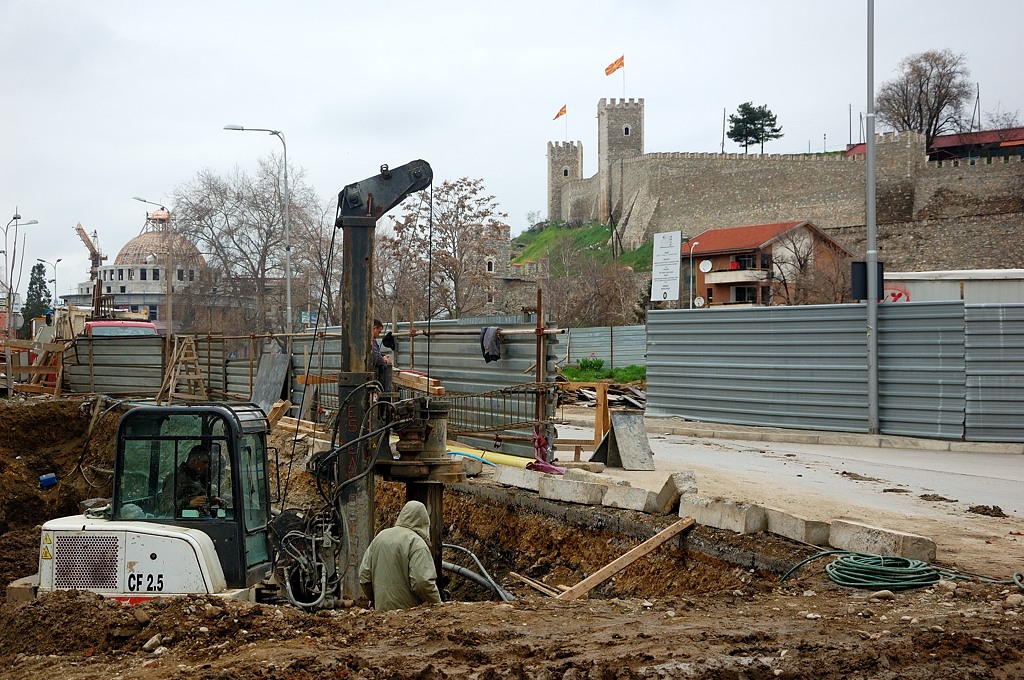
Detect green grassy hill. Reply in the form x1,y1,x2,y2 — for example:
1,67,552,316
512,221,652,271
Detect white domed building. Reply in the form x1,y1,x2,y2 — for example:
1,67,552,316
65,209,206,334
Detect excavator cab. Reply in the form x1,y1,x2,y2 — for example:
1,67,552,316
29,402,274,603
111,403,274,589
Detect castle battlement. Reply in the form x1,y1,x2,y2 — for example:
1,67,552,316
598,97,644,110
623,151,864,164
925,155,1023,170
548,140,582,153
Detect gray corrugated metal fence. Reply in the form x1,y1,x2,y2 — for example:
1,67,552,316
64,336,165,396
878,303,966,439
646,302,1023,442
964,304,1024,442
566,325,646,368
646,305,870,431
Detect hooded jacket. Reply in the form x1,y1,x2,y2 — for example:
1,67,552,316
358,500,442,610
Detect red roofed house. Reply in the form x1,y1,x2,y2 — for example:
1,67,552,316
682,221,852,307
845,127,1024,161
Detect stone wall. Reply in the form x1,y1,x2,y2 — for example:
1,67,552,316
914,156,1024,219
828,212,1024,270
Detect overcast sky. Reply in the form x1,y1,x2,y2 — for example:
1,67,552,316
2,0,1022,301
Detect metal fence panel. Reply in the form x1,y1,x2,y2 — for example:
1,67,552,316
965,304,1024,442
64,336,165,396
646,306,870,432
195,336,227,397
566,325,646,368
878,302,966,439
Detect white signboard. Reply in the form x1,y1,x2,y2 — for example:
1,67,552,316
650,231,681,301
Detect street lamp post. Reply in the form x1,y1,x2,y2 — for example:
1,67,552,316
37,257,62,304
133,197,173,353
223,124,292,334
688,241,700,309
4,210,39,396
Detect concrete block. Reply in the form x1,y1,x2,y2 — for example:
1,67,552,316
602,485,658,512
646,471,699,515
764,507,830,546
493,465,546,492
559,461,606,472
829,519,937,563
564,468,629,486
538,476,607,506
680,494,767,534
460,457,484,476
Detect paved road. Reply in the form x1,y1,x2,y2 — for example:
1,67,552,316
552,417,1024,577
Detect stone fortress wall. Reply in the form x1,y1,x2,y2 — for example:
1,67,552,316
548,98,1024,270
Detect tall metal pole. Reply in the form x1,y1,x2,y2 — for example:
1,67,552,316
865,0,880,434
4,212,38,396
37,258,61,303
689,241,699,309
223,125,292,334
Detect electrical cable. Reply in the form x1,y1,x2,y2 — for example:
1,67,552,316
279,214,342,509
443,543,513,601
442,561,515,602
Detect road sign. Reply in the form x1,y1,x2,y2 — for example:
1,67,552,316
650,231,681,302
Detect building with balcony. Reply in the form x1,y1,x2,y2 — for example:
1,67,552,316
682,221,852,307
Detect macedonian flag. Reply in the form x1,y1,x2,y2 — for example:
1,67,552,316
553,104,567,120
605,55,624,76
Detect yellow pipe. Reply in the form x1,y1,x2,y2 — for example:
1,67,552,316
446,442,529,468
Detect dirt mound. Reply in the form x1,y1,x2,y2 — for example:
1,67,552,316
0,397,125,532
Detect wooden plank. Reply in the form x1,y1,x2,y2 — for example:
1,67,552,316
267,399,291,426
393,370,445,395
509,572,560,597
277,415,325,434
296,373,339,385
555,518,695,601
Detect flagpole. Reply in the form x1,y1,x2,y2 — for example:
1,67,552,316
564,113,568,142
622,67,626,98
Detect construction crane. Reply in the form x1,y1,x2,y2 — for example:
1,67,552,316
75,223,108,316
75,223,107,279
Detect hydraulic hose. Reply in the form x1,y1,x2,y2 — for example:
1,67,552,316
443,543,513,601
442,561,514,602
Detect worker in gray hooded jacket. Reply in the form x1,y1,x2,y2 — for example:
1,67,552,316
358,500,442,610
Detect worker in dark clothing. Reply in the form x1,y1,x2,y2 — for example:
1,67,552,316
161,445,225,515
372,319,393,391
358,500,442,610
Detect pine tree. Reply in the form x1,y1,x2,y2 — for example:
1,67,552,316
727,102,784,154
19,262,52,339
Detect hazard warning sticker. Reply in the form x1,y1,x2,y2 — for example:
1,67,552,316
41,533,52,560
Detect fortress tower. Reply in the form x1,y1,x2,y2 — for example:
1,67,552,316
598,98,644,224
546,141,583,222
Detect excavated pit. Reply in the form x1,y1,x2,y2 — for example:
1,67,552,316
2,397,1022,679
0,396,803,606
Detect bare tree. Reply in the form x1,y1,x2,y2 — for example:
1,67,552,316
986,108,1021,134
372,220,433,324
770,228,851,306
172,154,324,336
391,178,508,319
876,49,973,149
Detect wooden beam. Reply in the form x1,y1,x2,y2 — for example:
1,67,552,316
266,399,291,426
393,370,445,395
296,373,339,385
509,572,561,597
555,517,695,601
